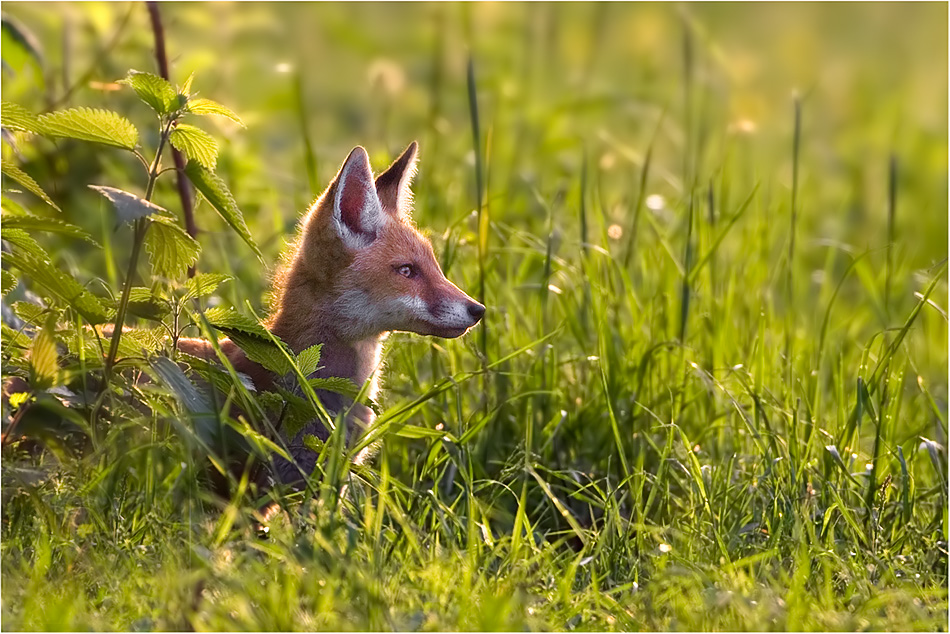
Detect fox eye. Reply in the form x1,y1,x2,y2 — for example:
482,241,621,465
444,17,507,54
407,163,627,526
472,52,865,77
395,264,416,278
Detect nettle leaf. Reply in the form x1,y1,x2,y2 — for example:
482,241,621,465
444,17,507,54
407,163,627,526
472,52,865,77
63,327,97,361
114,327,165,358
202,307,271,338
12,301,49,327
183,160,261,259
119,70,178,115
1,101,42,133
127,287,170,321
308,376,360,399
272,387,322,438
2,322,32,349
181,352,255,395
1,211,98,246
203,307,294,375
185,98,245,127
145,216,200,280
3,252,113,324
1,194,30,215
182,272,231,301
228,332,294,375
89,185,166,223
179,72,196,98
64,325,130,365
2,227,50,261
1,159,61,211
37,107,138,150
296,344,323,376
29,325,59,389
169,124,218,169
1,269,16,297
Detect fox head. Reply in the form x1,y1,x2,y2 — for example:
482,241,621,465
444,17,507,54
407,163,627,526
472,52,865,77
274,143,485,344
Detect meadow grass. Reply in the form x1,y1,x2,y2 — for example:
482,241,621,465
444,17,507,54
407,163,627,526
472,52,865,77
1,3,947,631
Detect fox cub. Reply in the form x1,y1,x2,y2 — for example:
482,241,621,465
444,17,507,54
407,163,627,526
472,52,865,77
177,142,484,485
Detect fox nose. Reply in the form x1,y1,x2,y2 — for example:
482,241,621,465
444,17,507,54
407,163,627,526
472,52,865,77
467,301,486,322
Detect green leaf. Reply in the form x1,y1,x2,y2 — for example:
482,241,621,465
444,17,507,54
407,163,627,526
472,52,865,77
89,185,166,223
67,324,159,362
271,387,322,438
119,70,178,115
308,376,360,399
182,272,231,300
183,160,261,259
11,301,48,326
179,72,196,97
180,352,252,395
127,287,170,321
1,269,17,297
227,332,293,375
296,344,323,376
203,307,293,375
1,194,29,215
1,211,98,246
29,324,59,389
2,227,50,261
169,124,218,169
2,322,32,349
37,107,138,150
149,355,213,415
62,327,102,364
144,216,200,280
1,101,42,133
1,159,61,211
202,307,271,339
115,327,165,357
302,434,324,454
3,252,113,324
185,98,245,127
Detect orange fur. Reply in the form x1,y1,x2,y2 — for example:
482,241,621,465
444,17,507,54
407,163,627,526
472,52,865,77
189,143,484,485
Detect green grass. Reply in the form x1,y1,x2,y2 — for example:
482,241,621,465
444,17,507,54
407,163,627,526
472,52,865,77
2,3,948,631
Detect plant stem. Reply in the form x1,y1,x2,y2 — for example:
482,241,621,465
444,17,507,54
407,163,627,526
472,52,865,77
103,120,172,378
785,94,802,388
147,0,198,277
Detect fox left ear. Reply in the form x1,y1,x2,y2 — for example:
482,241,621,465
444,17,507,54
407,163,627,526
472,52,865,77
332,146,385,249
375,141,418,216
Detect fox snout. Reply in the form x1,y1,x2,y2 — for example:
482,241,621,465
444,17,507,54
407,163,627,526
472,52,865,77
423,291,485,338
468,301,486,321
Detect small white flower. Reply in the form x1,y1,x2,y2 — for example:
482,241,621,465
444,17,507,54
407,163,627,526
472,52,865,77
646,194,666,211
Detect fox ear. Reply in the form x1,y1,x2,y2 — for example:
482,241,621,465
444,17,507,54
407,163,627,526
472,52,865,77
332,146,385,249
374,141,418,216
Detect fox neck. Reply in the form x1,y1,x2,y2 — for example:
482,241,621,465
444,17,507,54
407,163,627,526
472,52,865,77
269,304,382,395
268,250,384,395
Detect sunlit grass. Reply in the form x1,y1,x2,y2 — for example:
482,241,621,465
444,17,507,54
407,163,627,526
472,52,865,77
1,2,947,631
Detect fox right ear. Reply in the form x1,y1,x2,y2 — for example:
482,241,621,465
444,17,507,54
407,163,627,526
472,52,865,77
332,146,386,249
374,141,418,216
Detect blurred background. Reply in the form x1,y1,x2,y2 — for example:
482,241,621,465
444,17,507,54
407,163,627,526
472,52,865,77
3,3,946,268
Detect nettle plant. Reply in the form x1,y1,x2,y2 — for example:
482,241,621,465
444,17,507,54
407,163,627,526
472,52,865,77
1,70,336,485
